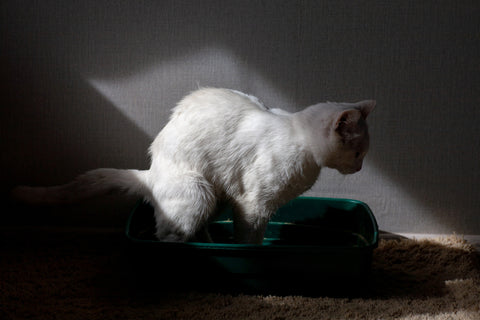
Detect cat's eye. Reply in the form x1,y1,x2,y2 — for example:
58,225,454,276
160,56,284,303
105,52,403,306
355,152,361,158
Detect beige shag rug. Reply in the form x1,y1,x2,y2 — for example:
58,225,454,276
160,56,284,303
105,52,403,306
1,230,479,320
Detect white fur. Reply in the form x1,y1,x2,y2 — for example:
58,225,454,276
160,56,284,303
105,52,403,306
12,88,375,244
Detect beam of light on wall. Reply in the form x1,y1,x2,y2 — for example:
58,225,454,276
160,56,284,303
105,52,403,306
305,161,447,233
87,45,296,140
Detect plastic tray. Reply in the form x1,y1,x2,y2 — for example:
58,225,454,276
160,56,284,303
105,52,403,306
126,197,378,280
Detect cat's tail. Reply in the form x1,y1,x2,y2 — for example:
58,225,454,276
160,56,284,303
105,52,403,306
11,168,150,205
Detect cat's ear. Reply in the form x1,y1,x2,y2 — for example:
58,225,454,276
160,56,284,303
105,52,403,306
354,100,376,118
335,109,362,139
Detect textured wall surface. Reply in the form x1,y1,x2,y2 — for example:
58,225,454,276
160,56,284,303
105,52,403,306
2,1,479,234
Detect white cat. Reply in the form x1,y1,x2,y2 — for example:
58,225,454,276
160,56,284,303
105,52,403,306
12,88,375,244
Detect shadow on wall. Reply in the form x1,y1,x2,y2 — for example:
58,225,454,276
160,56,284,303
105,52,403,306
1,1,479,233
0,66,151,189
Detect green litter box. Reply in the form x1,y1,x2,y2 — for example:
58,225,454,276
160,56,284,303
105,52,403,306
126,197,378,291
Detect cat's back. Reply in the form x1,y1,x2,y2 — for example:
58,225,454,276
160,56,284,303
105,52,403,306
151,88,277,161
170,88,267,121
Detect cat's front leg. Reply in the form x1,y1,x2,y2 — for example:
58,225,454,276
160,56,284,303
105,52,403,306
232,203,272,244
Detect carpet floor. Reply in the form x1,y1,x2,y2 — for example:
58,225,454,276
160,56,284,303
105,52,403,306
1,229,479,320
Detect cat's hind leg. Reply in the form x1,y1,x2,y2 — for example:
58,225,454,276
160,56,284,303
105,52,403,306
151,172,216,242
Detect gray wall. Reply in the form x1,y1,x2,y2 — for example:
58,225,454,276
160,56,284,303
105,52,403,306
2,1,479,234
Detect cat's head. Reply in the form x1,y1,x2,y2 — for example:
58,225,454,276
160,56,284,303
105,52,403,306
296,100,375,174
322,100,375,174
